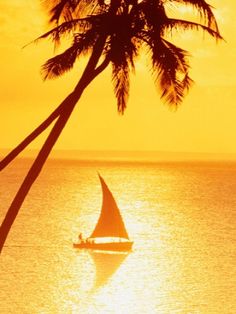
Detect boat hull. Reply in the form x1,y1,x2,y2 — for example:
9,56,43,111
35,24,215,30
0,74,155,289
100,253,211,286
73,241,133,252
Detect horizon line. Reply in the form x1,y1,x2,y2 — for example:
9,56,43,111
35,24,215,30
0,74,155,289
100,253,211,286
1,148,236,162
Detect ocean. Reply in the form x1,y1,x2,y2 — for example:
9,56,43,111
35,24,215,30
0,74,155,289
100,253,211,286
0,158,236,313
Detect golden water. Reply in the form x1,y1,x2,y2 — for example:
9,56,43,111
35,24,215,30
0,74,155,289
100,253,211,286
1,159,235,313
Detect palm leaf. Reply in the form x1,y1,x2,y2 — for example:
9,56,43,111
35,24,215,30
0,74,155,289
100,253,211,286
170,0,219,32
41,29,98,79
164,18,223,40
41,45,79,80
42,0,101,24
34,18,90,45
112,61,130,113
151,38,193,106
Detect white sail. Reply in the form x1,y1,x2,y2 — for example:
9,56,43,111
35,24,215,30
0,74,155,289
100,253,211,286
89,174,129,240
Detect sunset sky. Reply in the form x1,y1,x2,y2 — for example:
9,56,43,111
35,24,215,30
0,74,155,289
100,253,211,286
0,0,235,157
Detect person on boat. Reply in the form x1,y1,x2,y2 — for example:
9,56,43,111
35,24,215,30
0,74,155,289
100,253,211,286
78,233,83,243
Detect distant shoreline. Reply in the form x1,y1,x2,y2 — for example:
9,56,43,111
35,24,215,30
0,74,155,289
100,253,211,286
1,149,236,163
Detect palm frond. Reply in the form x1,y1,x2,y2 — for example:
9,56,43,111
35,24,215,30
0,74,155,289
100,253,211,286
160,72,193,106
151,38,193,106
164,18,223,40
112,61,130,114
162,38,190,72
34,18,90,45
41,46,78,80
42,0,102,24
170,0,219,32
41,30,98,79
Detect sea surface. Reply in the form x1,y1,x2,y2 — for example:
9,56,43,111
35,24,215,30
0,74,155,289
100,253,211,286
0,158,236,314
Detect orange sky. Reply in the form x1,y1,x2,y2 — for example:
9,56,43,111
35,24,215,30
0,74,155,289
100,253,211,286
0,1,236,157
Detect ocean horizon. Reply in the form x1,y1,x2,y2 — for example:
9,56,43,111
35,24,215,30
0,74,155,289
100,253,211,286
1,148,236,163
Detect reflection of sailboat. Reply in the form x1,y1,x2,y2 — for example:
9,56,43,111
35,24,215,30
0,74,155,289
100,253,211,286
73,174,133,251
90,251,128,289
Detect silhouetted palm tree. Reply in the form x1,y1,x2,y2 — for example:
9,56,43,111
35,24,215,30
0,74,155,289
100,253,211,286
0,0,222,253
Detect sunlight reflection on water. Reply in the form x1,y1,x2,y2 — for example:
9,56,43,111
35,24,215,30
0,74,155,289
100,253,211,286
1,159,236,313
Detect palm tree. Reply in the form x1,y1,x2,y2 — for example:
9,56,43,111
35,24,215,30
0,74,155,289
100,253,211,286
0,0,222,253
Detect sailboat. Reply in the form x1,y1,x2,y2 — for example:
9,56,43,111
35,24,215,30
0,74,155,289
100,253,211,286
73,174,133,252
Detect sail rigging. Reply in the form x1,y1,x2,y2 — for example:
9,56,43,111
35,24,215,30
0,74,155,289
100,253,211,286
89,174,129,240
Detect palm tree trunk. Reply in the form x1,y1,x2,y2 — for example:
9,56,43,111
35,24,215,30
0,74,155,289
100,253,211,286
0,101,65,171
0,38,109,254
0,94,78,253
